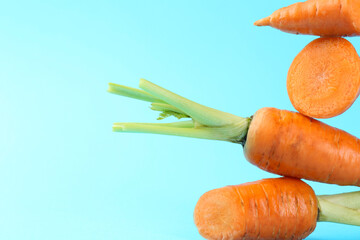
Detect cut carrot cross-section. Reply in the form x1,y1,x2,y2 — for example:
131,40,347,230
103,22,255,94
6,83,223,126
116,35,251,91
287,37,360,119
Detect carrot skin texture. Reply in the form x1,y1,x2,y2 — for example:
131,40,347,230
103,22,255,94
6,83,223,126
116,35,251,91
194,178,318,240
254,0,360,37
244,108,360,186
287,37,360,119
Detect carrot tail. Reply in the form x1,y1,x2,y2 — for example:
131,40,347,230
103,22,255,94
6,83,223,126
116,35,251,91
317,192,360,226
108,79,251,143
253,16,270,26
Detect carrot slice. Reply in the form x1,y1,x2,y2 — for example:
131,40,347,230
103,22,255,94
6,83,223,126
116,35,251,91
254,0,360,37
287,37,360,118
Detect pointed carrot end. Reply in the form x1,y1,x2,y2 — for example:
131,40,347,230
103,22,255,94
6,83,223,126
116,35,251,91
254,16,270,26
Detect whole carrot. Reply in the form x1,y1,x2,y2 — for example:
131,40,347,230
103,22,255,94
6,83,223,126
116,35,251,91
254,0,360,37
108,79,360,186
287,37,360,118
194,177,360,240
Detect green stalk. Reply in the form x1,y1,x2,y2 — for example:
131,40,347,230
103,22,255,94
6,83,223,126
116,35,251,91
108,79,251,143
150,103,187,115
113,121,194,128
317,192,360,226
108,82,164,103
113,118,250,142
139,79,241,126
319,191,360,209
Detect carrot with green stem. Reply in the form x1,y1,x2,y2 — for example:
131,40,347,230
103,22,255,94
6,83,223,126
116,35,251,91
194,177,360,240
108,79,360,186
287,37,360,119
254,0,360,37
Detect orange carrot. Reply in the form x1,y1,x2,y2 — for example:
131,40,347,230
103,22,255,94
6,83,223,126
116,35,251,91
254,0,360,37
194,177,360,240
287,37,360,118
108,80,360,186
244,107,360,186
194,178,317,240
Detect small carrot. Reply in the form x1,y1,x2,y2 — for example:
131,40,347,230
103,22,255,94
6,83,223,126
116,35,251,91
254,0,360,37
194,177,360,240
287,37,360,118
108,80,360,186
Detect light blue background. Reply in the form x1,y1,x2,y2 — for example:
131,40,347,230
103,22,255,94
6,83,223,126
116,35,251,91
1,0,360,239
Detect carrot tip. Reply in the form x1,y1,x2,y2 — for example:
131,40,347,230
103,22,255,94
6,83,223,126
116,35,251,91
254,16,270,26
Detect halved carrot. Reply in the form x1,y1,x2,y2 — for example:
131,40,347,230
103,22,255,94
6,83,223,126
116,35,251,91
108,80,360,186
254,0,360,37
287,37,360,118
194,177,360,240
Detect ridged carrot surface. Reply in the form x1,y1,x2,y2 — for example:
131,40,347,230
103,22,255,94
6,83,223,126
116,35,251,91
287,37,360,119
194,177,318,240
254,0,360,37
244,107,360,186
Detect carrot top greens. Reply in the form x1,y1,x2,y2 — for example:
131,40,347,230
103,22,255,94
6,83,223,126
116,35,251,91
317,191,360,226
108,79,251,143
